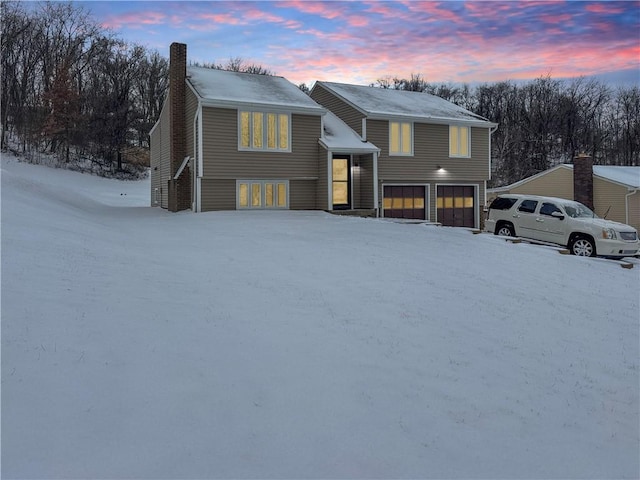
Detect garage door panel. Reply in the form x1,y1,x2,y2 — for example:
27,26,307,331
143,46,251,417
384,185,426,220
437,185,475,228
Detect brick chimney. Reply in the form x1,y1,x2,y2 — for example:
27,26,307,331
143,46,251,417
573,152,593,210
168,42,191,212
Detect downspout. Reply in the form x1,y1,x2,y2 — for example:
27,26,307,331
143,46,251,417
625,188,638,226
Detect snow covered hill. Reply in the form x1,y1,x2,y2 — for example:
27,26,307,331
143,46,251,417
2,153,639,479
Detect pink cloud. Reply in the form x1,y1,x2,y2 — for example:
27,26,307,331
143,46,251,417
585,4,624,14
101,11,168,30
347,15,369,28
538,13,573,25
281,0,344,20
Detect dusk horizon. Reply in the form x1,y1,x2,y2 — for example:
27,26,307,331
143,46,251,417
71,0,640,88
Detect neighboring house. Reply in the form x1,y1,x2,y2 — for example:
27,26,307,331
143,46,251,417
150,43,497,229
310,81,497,227
487,156,640,231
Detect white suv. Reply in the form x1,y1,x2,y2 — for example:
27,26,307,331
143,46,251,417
485,194,639,258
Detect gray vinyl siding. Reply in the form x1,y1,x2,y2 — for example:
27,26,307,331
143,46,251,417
290,179,317,209
317,148,329,210
198,107,321,210
369,119,491,182
149,105,164,207
200,179,236,211
311,84,365,136
201,107,322,179
159,100,171,208
355,154,374,209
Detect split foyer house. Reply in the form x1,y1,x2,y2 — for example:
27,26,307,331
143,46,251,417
150,43,498,228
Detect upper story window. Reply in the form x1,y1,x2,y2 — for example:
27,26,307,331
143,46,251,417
389,121,412,155
239,111,290,151
449,125,470,157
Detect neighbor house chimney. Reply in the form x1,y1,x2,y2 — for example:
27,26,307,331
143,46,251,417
168,42,191,212
573,152,593,210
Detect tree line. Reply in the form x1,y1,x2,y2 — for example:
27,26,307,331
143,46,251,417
1,1,168,175
374,73,639,186
2,1,638,185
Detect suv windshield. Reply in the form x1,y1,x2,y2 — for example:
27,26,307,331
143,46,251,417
562,202,597,219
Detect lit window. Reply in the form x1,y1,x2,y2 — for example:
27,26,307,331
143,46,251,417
237,180,289,209
239,111,290,151
450,125,470,157
390,121,412,155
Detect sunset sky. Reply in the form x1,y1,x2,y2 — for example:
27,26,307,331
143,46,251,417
81,0,639,87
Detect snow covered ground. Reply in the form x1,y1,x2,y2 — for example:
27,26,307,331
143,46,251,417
2,153,639,479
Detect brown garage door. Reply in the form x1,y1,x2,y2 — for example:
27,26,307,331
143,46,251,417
437,185,475,227
383,186,426,220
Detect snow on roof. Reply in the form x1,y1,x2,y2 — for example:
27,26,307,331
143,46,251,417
317,81,495,125
488,164,640,193
592,165,640,188
187,67,324,112
320,111,379,153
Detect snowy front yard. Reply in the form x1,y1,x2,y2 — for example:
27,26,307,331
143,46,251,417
2,154,639,479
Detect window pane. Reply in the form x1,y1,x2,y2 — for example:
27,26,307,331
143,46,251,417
277,183,286,207
253,112,263,148
436,197,443,209
383,197,392,209
414,197,425,209
403,197,413,208
454,196,464,208
390,122,400,153
450,126,459,155
464,196,473,208
333,158,348,181
392,197,402,209
265,183,274,206
333,182,348,204
239,183,248,207
402,123,411,153
279,115,288,149
240,112,250,148
460,127,469,156
444,197,454,208
252,183,261,207
267,114,276,149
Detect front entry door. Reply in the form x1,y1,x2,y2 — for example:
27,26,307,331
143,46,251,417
332,157,350,209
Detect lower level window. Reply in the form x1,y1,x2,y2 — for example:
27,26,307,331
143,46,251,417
237,180,289,209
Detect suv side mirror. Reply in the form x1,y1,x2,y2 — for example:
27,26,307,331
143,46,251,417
551,211,565,220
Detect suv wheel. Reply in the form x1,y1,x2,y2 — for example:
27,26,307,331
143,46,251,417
570,236,596,257
495,222,515,237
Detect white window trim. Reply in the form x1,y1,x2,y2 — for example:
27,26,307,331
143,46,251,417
238,110,292,153
449,125,471,158
236,179,290,209
389,120,413,156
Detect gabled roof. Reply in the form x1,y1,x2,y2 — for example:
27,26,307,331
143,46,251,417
313,81,496,127
489,164,640,193
187,67,325,114
591,165,640,188
320,111,379,153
